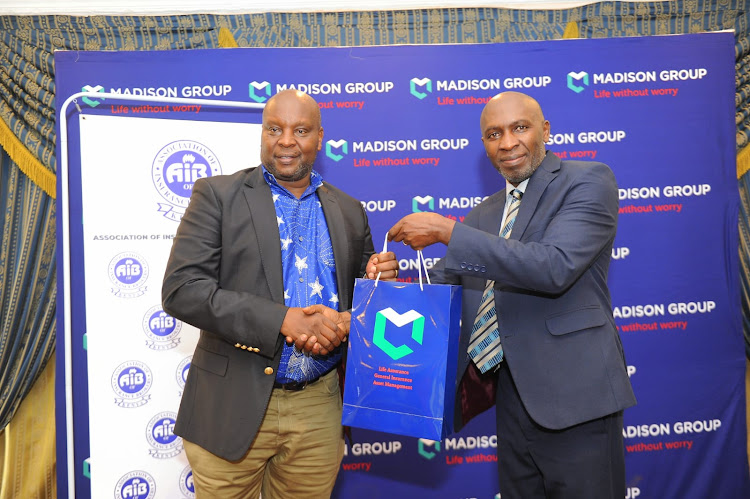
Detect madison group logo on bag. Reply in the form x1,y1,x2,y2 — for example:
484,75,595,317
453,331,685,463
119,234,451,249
567,71,590,93
373,307,425,360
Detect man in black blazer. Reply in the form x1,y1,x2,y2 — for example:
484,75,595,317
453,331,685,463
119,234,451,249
163,89,397,498
385,91,636,498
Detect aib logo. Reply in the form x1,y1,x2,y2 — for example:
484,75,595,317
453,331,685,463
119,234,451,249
176,355,192,397
142,305,182,351
418,439,442,460
410,77,432,100
146,411,182,459
412,195,435,213
81,84,105,107
152,140,222,221
179,465,195,498
326,139,348,162
373,307,424,360
111,360,153,408
249,81,272,103
567,71,589,93
114,471,156,499
108,252,149,298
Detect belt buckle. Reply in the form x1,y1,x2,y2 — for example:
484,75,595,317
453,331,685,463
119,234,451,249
284,380,308,391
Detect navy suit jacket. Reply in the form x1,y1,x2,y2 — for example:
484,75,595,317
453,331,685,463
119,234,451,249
431,152,636,432
162,166,374,460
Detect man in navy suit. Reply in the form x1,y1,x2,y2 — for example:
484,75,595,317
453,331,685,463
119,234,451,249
383,91,636,498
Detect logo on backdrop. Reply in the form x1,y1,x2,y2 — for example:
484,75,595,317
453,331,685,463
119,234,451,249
81,84,105,107
114,471,156,499
326,139,348,161
373,308,425,360
176,355,192,397
111,360,153,408
418,439,441,460
142,305,182,350
410,77,432,99
179,465,195,498
146,411,182,459
567,71,590,93
249,81,272,103
152,140,222,222
108,252,149,298
412,195,435,213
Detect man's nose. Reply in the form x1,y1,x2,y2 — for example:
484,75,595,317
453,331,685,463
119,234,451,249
278,129,295,146
499,132,518,150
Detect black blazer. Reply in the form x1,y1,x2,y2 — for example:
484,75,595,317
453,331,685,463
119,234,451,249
162,166,374,460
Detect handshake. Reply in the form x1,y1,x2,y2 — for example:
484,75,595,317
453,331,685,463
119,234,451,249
280,211,456,355
281,250,398,356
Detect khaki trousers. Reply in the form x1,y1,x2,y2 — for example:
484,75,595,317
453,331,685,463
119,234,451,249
184,369,345,499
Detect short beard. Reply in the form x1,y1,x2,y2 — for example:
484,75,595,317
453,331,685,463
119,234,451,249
497,146,546,184
265,160,314,183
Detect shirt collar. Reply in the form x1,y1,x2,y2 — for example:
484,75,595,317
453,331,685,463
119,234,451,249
261,165,324,197
505,178,529,197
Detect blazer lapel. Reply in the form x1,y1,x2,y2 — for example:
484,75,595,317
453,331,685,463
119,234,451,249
510,151,560,241
243,167,284,303
317,183,351,311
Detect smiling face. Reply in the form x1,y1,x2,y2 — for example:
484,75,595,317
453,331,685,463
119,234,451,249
260,90,323,191
480,92,550,185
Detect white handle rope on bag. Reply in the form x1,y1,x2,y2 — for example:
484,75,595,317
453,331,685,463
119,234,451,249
374,233,430,290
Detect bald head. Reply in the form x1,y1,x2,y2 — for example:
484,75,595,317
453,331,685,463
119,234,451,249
479,91,550,185
263,89,322,129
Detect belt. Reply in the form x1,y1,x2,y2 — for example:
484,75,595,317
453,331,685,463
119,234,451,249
273,376,321,391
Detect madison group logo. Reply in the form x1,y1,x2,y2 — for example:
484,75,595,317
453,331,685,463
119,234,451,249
418,439,442,460
567,71,589,93
108,252,149,298
146,411,182,459
152,140,222,221
249,81,272,103
412,195,435,213
81,84,105,107
410,77,432,99
373,307,425,360
114,471,156,499
142,305,182,350
326,139,348,162
111,360,153,408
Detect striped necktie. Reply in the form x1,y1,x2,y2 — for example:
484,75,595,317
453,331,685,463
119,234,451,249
468,188,523,373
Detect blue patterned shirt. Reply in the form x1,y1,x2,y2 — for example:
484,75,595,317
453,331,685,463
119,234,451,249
263,167,342,383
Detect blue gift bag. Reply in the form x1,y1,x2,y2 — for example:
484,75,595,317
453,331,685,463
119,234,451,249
342,251,462,440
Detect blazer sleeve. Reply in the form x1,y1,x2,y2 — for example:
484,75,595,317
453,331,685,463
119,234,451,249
444,162,618,295
161,177,287,358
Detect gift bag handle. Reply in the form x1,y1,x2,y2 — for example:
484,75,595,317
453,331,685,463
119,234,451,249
375,233,431,290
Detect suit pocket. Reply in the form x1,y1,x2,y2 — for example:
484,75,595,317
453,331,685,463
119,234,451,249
191,345,229,376
545,306,607,336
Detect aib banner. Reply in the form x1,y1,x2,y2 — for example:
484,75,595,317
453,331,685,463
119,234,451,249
56,32,748,498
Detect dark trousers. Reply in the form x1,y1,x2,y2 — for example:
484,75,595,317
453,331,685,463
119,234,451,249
495,363,626,499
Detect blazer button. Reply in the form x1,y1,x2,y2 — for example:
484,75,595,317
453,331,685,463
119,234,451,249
241,345,247,350
234,343,241,348
460,262,467,269
253,348,260,353
481,266,487,273
264,367,274,375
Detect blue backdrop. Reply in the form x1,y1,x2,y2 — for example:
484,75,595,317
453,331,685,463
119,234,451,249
56,32,748,499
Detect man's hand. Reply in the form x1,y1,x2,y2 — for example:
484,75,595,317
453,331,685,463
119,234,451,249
280,307,344,356
388,212,456,250
366,251,399,280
